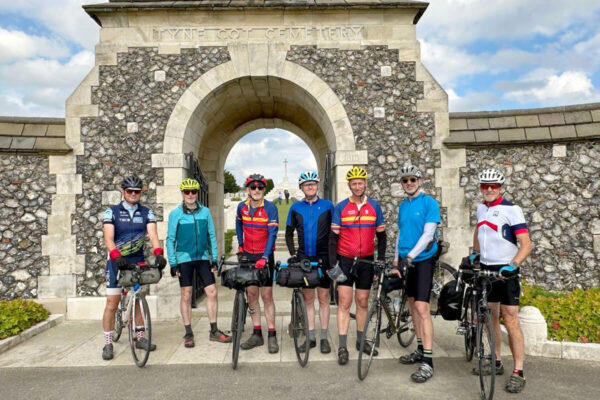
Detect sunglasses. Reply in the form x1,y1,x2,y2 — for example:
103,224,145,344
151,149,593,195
401,177,418,184
125,189,141,195
182,190,198,195
480,183,501,191
249,185,265,191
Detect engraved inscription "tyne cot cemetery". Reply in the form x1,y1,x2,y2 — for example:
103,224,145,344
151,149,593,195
153,26,365,42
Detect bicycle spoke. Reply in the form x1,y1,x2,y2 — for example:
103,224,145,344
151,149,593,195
231,290,244,370
397,292,416,347
477,309,496,400
358,301,380,380
128,294,151,368
292,290,310,367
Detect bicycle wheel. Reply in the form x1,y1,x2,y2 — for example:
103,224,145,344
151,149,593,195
128,294,151,368
463,291,476,361
292,290,310,367
477,308,496,400
358,300,380,380
231,289,245,370
430,261,458,315
113,296,125,342
396,292,415,347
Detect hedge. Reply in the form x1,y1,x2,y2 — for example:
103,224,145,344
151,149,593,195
0,299,50,340
520,284,600,343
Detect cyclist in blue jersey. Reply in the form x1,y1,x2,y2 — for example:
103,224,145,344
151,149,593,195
166,178,231,349
101,175,167,360
286,171,334,354
471,168,531,394
393,165,440,383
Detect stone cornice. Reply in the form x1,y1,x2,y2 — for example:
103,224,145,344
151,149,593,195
446,102,600,148
0,117,70,154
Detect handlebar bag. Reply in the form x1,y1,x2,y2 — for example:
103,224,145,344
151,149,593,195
276,266,321,288
382,276,403,294
221,265,267,289
118,267,162,287
437,280,463,321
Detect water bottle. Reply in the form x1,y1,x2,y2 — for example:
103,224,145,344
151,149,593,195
393,294,401,313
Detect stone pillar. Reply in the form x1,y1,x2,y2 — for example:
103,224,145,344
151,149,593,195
333,150,369,203
519,306,548,355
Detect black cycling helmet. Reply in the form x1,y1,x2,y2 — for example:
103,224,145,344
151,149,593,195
120,175,143,190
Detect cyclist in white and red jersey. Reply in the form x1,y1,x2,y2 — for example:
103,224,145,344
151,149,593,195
470,168,532,394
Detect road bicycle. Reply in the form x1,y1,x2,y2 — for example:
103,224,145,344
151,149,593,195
428,241,458,316
112,261,160,368
275,259,321,367
354,257,405,380
218,254,268,370
455,265,519,400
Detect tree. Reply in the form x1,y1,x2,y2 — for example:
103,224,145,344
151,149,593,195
224,170,241,193
264,178,274,195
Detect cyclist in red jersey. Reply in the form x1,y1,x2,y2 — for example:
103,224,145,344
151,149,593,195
235,174,280,353
328,166,387,365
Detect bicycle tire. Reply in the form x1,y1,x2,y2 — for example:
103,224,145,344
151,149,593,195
292,290,310,367
231,289,245,370
430,261,458,316
477,308,496,400
358,300,380,380
128,294,151,368
397,291,416,347
464,291,476,361
113,296,125,342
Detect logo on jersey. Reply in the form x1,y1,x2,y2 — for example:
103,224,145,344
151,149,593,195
347,210,356,215
132,217,143,224
493,211,499,217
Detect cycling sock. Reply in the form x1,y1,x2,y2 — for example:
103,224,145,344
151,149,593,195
309,329,316,341
136,326,145,341
253,325,262,336
417,338,423,353
184,324,193,336
103,331,113,345
422,349,433,368
496,359,503,367
268,329,276,338
356,330,363,344
321,328,328,340
210,322,218,334
339,334,347,348
513,369,524,377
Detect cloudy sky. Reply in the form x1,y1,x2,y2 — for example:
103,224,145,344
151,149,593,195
2,1,600,184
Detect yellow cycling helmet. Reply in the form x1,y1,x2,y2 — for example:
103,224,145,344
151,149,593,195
179,178,200,191
345,166,368,181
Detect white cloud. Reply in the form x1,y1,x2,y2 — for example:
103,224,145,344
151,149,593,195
447,88,501,112
420,40,488,86
0,28,70,63
502,70,600,106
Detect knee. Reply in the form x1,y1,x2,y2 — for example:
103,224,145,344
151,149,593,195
205,285,217,298
261,291,273,304
355,297,368,309
414,303,430,319
181,290,192,302
104,302,118,313
503,313,520,329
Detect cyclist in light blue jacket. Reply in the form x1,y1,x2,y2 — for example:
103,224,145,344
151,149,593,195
166,178,231,348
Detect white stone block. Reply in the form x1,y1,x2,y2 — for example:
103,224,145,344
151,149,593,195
102,190,122,205
151,153,186,168
334,150,369,166
553,144,567,157
594,234,600,253
561,342,600,361
50,194,76,215
374,107,385,118
49,255,86,275
519,306,548,354
154,70,166,81
42,234,76,257
47,215,71,236
381,66,392,77
156,185,183,204
66,297,105,320
56,174,82,195
126,122,138,133
37,275,76,298
49,155,76,174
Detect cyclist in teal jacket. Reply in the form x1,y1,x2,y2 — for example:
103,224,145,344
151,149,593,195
166,178,231,348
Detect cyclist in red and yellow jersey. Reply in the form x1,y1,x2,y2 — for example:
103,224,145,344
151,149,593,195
328,166,387,365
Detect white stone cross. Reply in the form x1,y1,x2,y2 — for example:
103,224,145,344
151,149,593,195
283,158,288,178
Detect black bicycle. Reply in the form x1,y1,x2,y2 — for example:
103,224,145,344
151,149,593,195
218,254,267,370
455,265,518,400
355,257,404,380
275,260,321,367
429,241,458,316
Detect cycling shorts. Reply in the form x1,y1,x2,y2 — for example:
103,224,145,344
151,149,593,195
243,252,275,287
405,256,435,302
481,264,521,306
337,255,374,290
105,257,144,296
298,253,331,289
178,260,216,288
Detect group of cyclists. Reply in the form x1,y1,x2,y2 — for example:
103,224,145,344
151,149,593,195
101,163,531,394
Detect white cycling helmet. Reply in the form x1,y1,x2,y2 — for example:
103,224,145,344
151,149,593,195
399,165,422,179
298,171,319,187
478,168,505,185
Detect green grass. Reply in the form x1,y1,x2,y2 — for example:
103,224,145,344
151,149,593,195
224,229,236,258
275,199,297,229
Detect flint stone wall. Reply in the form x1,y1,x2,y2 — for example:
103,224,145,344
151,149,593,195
75,47,230,296
461,142,600,290
286,45,441,247
0,156,54,299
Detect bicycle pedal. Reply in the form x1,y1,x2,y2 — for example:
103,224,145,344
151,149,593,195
456,326,467,335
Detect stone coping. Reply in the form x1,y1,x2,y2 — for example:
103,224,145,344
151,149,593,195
0,314,64,355
86,1,429,24
0,116,70,154
446,102,600,147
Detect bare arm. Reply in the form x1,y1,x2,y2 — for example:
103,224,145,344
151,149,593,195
146,223,161,250
513,233,532,266
472,226,480,253
103,224,117,252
